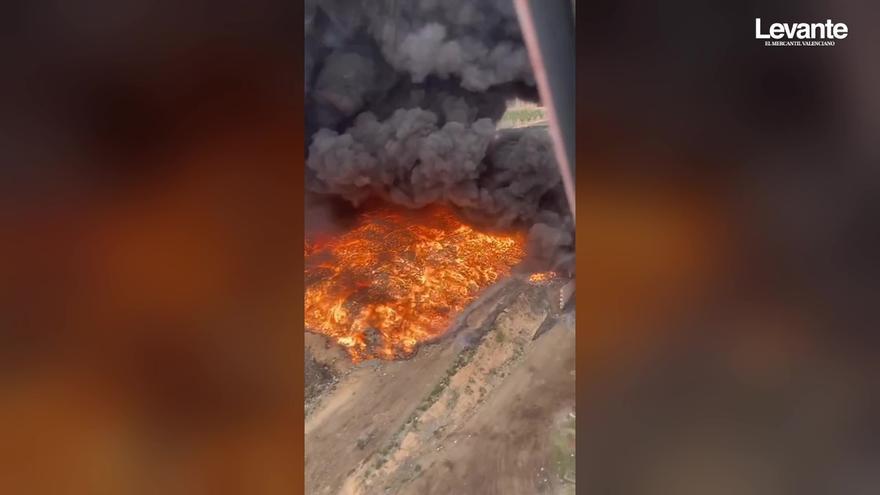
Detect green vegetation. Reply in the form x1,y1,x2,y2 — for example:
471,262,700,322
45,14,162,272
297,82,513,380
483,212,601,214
551,416,576,485
446,388,460,410
498,105,546,128
373,344,481,470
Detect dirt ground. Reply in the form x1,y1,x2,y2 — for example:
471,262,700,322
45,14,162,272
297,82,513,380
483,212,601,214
305,276,575,495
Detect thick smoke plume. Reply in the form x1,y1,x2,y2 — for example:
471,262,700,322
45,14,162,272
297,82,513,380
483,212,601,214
305,0,574,275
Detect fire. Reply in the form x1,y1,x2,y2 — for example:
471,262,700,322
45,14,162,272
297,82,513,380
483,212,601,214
528,271,557,285
305,206,525,361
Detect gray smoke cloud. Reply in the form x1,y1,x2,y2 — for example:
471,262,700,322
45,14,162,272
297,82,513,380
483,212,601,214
305,0,574,276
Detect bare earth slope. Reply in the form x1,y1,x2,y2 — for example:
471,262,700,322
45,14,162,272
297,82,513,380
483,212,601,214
305,277,575,495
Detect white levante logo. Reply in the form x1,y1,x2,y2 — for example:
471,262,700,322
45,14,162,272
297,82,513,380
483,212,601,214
755,18,847,46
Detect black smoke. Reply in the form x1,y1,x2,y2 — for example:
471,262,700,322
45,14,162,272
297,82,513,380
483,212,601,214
304,0,574,275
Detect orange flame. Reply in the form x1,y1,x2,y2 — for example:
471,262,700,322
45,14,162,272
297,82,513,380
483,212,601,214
305,206,525,361
528,271,557,284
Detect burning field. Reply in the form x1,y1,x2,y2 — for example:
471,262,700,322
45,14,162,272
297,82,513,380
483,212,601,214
305,206,526,361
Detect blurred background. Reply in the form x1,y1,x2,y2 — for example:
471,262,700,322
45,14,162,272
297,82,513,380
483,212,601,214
1,2,304,493
577,0,880,493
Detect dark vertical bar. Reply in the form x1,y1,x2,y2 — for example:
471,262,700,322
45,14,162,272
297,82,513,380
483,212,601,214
514,0,577,219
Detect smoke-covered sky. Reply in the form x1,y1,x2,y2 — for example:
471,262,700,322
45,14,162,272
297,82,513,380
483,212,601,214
304,0,574,275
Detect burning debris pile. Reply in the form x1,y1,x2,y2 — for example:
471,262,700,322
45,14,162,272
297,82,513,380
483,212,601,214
305,206,525,361
528,271,557,285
